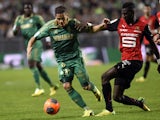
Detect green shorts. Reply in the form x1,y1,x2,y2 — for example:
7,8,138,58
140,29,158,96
58,57,90,87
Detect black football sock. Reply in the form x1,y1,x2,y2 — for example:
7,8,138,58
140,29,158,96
102,83,113,112
120,95,143,107
143,61,150,78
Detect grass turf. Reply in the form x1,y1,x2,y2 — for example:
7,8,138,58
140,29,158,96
0,63,160,120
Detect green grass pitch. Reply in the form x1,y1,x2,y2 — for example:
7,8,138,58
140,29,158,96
0,63,160,120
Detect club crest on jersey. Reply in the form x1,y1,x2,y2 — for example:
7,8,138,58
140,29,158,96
135,26,140,30
29,19,33,23
134,26,141,33
53,30,58,34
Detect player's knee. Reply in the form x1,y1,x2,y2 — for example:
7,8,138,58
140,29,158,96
83,85,90,90
113,95,122,103
101,73,109,84
28,62,36,69
81,82,90,90
63,82,71,91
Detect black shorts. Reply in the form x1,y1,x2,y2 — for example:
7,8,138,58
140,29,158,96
114,60,143,89
145,45,153,56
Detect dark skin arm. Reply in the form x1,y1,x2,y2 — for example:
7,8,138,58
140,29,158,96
74,18,110,33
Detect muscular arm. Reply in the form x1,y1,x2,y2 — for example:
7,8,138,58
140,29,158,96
27,36,36,57
74,18,118,33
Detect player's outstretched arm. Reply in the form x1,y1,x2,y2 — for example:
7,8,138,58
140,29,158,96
92,18,110,32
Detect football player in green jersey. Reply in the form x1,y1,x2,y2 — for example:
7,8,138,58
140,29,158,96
13,2,58,97
27,6,102,117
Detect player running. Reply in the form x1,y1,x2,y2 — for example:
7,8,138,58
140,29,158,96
92,2,160,116
13,2,59,97
136,4,159,82
27,6,102,117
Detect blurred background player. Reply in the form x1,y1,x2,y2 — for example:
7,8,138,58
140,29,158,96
27,6,102,117
12,2,58,97
154,1,160,44
136,4,159,82
93,2,160,116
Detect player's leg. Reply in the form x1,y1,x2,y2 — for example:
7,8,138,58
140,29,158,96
136,45,153,82
58,61,94,117
113,84,150,111
96,66,117,116
37,62,59,96
28,47,45,96
63,82,94,117
113,60,150,111
28,60,44,96
113,84,141,106
143,46,152,79
143,55,150,78
74,57,102,102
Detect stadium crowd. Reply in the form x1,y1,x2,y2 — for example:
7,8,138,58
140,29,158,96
0,0,158,38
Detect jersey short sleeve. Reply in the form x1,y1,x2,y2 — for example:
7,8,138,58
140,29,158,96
36,15,45,27
34,22,50,40
13,16,21,31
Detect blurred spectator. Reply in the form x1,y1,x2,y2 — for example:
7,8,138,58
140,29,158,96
0,0,159,39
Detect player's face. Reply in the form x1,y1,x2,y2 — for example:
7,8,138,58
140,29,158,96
122,8,135,24
143,6,151,16
55,13,69,27
24,4,33,17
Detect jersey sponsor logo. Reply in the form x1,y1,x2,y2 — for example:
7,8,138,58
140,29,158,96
53,33,74,41
20,23,33,29
121,33,138,37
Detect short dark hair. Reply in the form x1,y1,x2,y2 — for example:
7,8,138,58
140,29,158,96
122,2,135,9
23,2,33,8
144,3,151,7
55,6,67,14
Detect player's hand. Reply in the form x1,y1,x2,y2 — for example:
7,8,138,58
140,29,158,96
157,64,160,73
74,22,87,32
103,18,110,24
153,34,160,45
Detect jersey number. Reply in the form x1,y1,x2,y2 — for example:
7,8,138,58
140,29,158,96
122,37,136,47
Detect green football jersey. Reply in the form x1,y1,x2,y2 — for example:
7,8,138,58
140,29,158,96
34,19,84,62
13,14,45,49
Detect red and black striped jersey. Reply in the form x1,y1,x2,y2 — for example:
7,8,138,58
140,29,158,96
139,15,157,45
103,18,153,61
